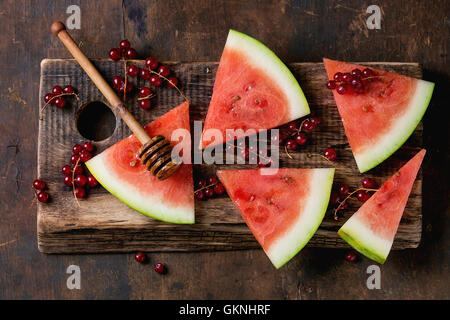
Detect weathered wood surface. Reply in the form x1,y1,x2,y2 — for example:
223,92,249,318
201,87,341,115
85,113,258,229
37,59,423,253
1,0,448,300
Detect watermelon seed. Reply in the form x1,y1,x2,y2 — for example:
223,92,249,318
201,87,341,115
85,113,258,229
250,195,255,201
254,99,260,104
267,198,273,205
283,177,293,184
129,160,137,167
233,95,241,101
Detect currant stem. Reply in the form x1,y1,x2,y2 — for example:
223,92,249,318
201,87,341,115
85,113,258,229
306,152,331,162
333,187,378,219
137,94,155,101
194,182,218,193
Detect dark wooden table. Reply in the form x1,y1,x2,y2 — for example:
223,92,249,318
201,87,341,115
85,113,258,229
0,0,448,299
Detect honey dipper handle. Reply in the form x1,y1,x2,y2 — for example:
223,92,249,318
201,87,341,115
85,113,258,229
50,21,151,144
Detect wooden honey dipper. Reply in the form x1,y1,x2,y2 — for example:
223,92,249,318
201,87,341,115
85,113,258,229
51,21,182,180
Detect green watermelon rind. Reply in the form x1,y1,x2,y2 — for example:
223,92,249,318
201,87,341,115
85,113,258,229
338,218,392,264
86,155,195,224
355,80,434,173
227,29,310,120
266,168,335,269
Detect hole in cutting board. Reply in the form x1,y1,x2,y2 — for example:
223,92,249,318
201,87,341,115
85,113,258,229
76,101,116,141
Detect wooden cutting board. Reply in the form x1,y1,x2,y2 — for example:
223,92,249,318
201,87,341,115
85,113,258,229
37,59,423,253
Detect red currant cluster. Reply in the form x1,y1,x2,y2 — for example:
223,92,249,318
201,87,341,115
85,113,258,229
108,39,180,110
276,117,337,161
33,179,49,203
43,85,76,108
226,138,273,168
194,176,226,201
330,177,378,219
326,68,376,95
134,251,166,274
61,142,98,199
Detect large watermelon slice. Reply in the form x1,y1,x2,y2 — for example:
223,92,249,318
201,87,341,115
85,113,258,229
86,102,194,224
217,168,335,268
200,30,310,149
323,58,433,173
338,149,426,264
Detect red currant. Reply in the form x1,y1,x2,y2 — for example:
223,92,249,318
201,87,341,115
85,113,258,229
125,48,137,59
74,175,88,187
208,176,218,185
44,93,54,104
338,184,350,196
351,68,362,78
342,73,353,83
288,122,298,133
158,65,170,77
134,251,147,263
70,154,80,164
112,76,124,89
72,144,82,154
302,120,315,131
356,190,370,202
295,132,307,145
240,147,249,160
80,151,93,162
82,142,95,152
323,148,337,161
326,80,336,89
334,72,344,82
197,179,207,188
145,56,159,70
213,183,225,195
154,263,165,274
336,84,347,95
63,175,73,186
362,68,374,77
37,191,49,203
285,139,297,151
140,68,150,80
168,76,178,88
344,251,357,262
54,97,66,108
194,190,205,201
61,165,72,175
257,157,272,168
150,75,162,87
330,192,340,205
87,175,98,187
33,179,46,190
75,187,86,198
117,82,134,93
362,177,377,189
109,48,121,61
204,188,214,198
52,85,63,95
139,87,152,97
119,39,131,49
63,85,74,94
72,165,83,176
139,99,151,110
127,65,140,77
310,117,321,126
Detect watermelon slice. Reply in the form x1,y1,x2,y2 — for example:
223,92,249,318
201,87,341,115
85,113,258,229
200,30,310,149
217,168,335,268
338,149,426,264
323,58,433,173
86,101,194,224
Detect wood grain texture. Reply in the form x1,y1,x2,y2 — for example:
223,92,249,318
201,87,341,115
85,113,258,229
37,59,423,253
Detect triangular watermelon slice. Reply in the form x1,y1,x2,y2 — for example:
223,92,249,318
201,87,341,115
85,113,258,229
217,168,335,268
200,30,310,149
338,149,426,264
323,58,433,173
86,101,194,224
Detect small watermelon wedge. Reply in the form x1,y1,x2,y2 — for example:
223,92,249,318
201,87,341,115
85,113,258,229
338,149,426,264
200,30,310,149
86,101,194,224
217,168,335,268
323,58,433,173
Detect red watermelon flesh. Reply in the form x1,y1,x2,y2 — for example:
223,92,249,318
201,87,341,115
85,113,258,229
323,58,433,173
200,30,309,149
338,149,426,263
217,168,335,268
86,101,194,224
